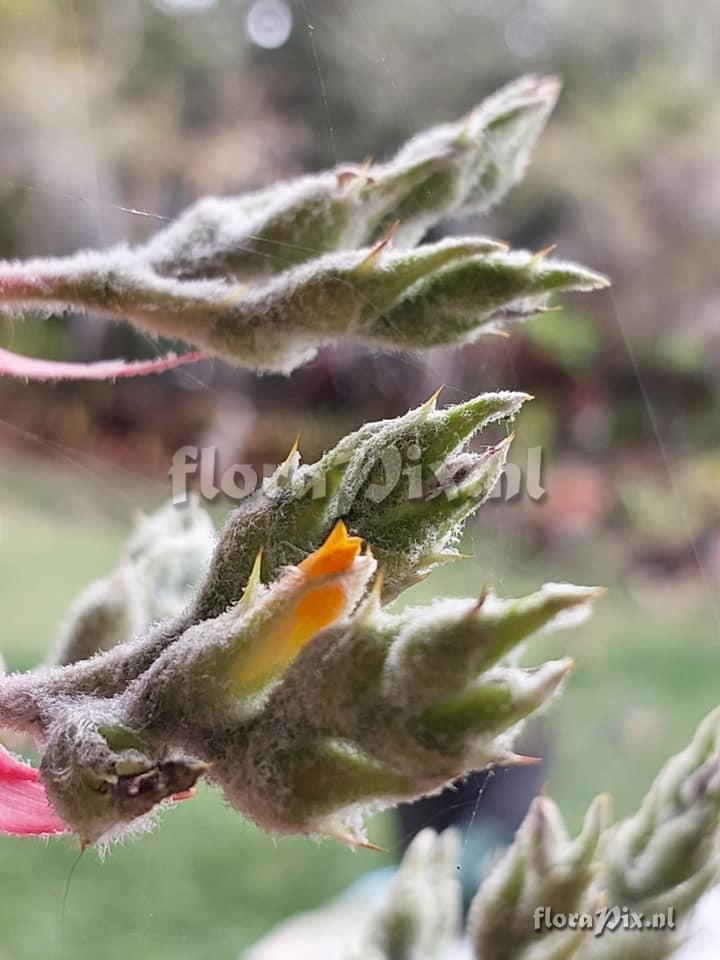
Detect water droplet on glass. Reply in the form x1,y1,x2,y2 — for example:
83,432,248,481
246,0,294,50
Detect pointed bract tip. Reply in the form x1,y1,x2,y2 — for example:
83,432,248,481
465,583,490,617
336,169,358,189
370,569,385,599
552,265,611,291
382,218,401,245
527,794,552,815
588,792,612,823
556,265,611,291
336,161,373,190
359,219,400,270
356,568,385,623
586,585,607,599
356,839,388,854
277,435,301,475
505,754,543,767
420,385,445,414
239,548,264,604
491,432,515,455
452,391,529,432
530,243,557,268
533,74,563,100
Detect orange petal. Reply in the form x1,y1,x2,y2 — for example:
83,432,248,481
230,523,364,691
298,521,363,579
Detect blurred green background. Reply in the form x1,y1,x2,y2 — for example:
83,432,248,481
1,0,719,957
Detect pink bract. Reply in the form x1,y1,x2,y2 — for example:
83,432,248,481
0,745,67,836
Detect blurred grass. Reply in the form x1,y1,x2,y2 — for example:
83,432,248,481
0,789,393,960
1,452,719,957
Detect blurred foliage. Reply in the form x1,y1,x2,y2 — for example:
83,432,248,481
1,0,718,458
525,309,600,370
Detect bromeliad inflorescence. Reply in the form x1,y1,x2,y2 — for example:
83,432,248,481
0,394,601,849
0,523,599,849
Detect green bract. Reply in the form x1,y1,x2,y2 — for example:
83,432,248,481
469,796,608,960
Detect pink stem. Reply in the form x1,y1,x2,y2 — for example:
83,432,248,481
0,347,207,381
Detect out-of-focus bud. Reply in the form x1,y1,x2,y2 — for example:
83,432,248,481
0,75,602,383
351,828,461,960
469,795,608,960
50,566,145,667
242,829,461,960
579,709,720,960
50,497,215,666
138,75,562,278
126,498,216,623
